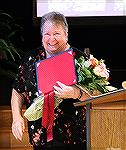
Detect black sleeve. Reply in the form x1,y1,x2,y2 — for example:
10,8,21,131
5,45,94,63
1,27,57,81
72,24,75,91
12,50,34,93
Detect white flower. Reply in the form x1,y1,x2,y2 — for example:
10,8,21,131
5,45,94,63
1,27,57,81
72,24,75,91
84,60,91,67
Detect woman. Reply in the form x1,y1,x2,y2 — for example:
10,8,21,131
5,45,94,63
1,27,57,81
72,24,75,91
11,11,91,150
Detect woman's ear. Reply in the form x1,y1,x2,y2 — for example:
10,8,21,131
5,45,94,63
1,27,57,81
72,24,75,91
66,32,68,42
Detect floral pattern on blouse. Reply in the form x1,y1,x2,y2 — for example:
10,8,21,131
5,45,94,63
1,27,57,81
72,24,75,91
12,46,87,147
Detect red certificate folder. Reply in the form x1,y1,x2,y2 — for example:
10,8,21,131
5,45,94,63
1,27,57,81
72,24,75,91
35,49,77,95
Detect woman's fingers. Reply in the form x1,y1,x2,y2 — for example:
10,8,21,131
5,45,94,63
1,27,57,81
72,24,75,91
56,81,66,89
12,118,25,141
12,122,22,141
53,81,75,99
53,85,63,93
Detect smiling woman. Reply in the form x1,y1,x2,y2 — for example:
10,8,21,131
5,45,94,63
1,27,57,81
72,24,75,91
11,11,89,150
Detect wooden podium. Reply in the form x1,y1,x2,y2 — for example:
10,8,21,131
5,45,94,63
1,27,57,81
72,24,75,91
74,89,126,150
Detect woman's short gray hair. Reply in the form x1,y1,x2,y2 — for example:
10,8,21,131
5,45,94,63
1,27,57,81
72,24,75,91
40,11,68,35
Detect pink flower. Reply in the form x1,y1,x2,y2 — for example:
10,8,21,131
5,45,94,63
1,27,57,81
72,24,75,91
93,62,109,79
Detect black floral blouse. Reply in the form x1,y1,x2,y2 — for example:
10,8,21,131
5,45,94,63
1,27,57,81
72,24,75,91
12,46,87,147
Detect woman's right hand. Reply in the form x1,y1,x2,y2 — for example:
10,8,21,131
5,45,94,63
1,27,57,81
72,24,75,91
12,116,25,141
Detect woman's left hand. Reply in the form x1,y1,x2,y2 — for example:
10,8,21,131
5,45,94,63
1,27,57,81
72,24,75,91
53,81,80,99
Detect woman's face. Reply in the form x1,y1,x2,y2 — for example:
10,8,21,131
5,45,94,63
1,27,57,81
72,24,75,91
42,21,68,55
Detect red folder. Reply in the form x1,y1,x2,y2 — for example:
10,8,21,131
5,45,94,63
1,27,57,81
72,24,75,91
35,49,77,95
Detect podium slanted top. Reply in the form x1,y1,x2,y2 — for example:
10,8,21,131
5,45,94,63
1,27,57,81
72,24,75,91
74,88,126,107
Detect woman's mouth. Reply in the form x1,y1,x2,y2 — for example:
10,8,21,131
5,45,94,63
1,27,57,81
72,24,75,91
48,43,57,49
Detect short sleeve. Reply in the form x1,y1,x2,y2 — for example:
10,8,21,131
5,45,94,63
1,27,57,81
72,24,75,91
12,47,46,94
12,50,34,93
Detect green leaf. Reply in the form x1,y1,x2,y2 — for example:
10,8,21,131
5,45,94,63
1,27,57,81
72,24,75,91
82,67,92,79
9,43,21,59
8,30,17,39
78,56,85,64
0,39,9,48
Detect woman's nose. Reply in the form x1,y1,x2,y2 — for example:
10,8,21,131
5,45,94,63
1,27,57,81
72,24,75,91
49,35,56,43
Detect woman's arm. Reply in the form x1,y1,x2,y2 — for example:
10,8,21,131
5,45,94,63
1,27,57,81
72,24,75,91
11,88,25,141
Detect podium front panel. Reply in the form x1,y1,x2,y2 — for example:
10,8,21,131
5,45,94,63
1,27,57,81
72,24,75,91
90,109,126,150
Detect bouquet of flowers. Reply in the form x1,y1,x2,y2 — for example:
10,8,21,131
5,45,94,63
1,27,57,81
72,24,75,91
24,53,116,121
75,54,116,95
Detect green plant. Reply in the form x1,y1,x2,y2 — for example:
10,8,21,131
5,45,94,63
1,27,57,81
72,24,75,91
0,11,24,78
